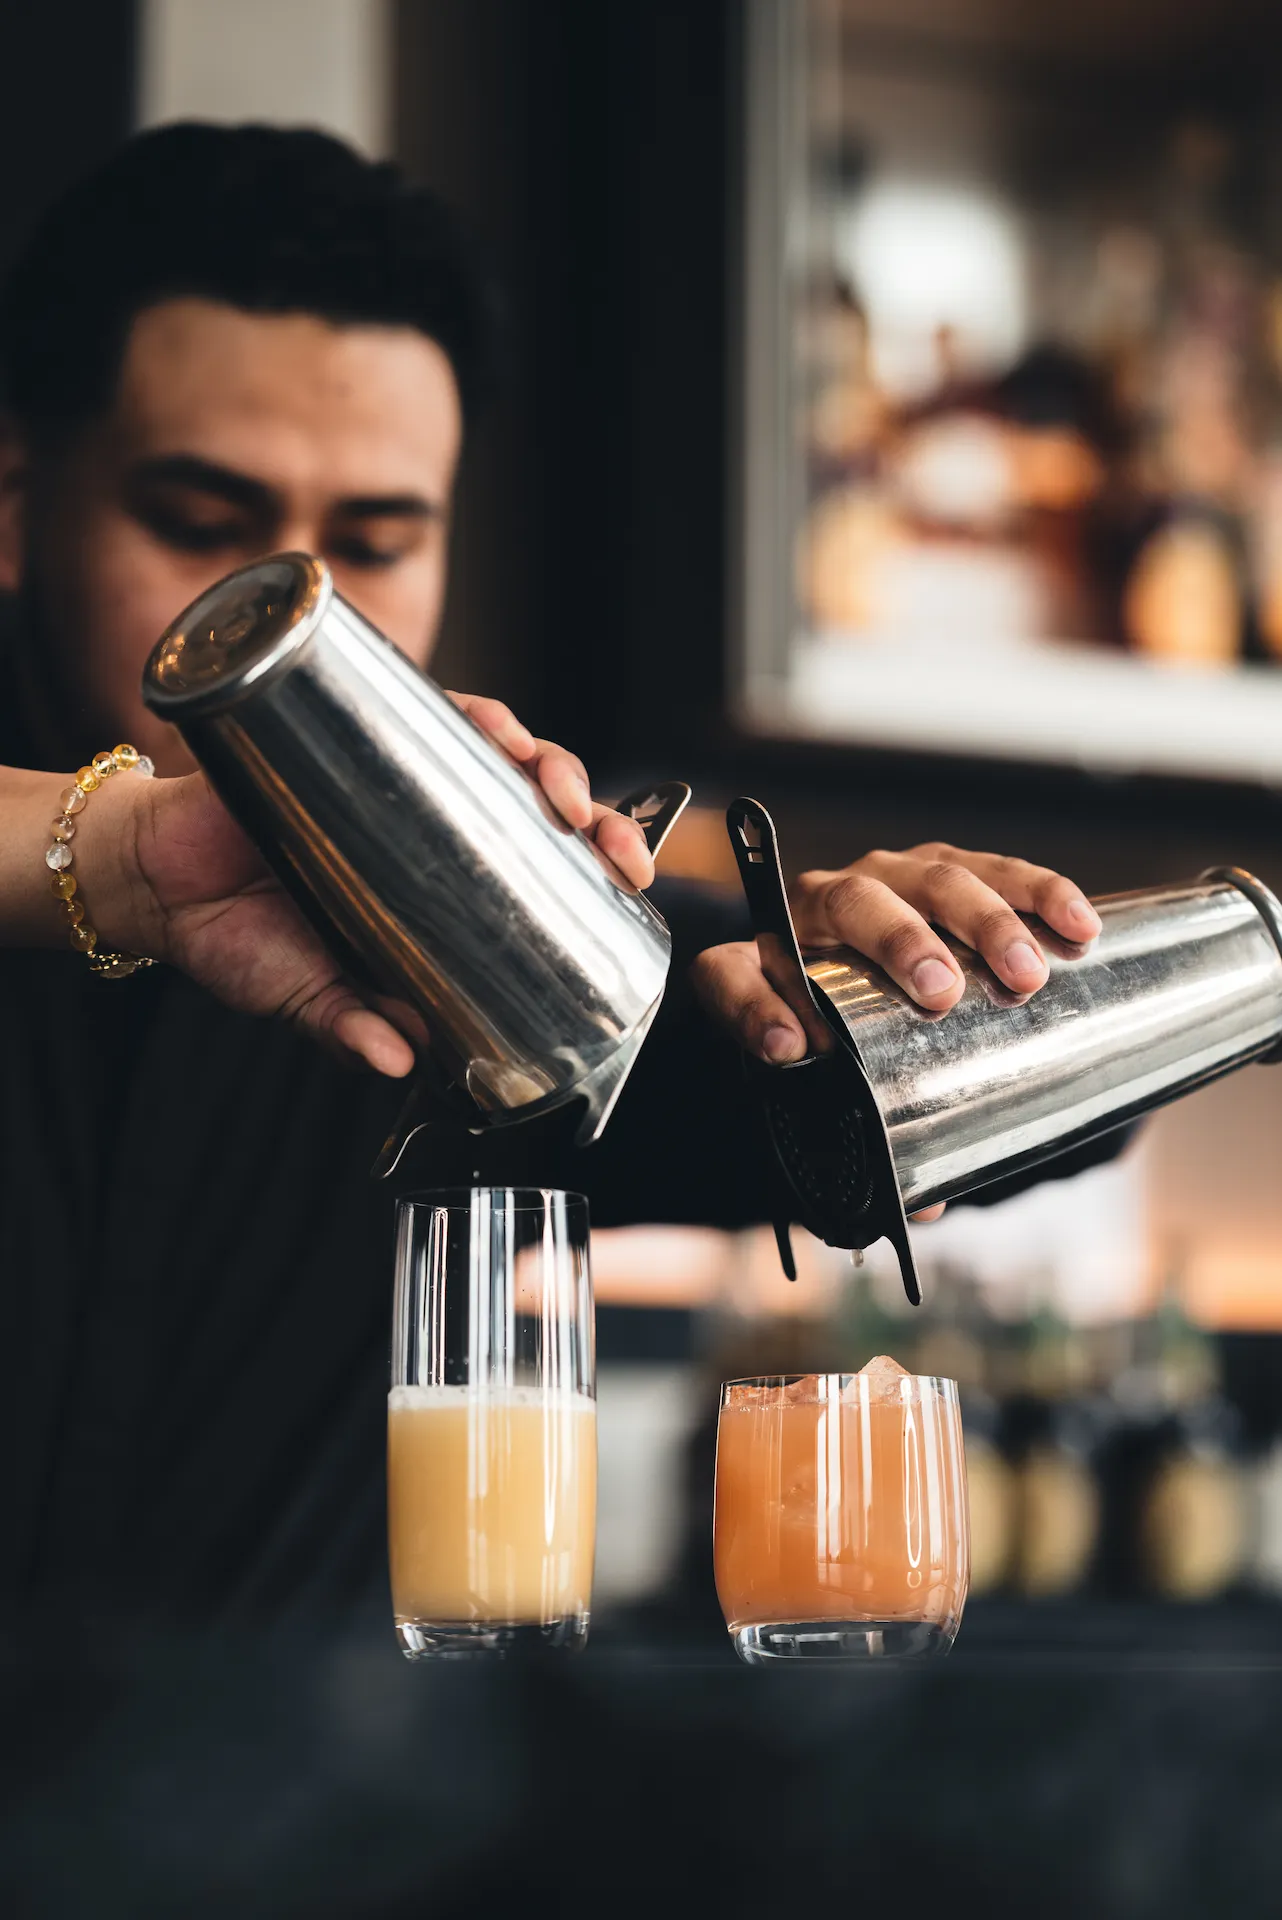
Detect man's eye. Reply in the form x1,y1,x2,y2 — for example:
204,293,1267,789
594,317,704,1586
327,534,409,570
134,503,251,553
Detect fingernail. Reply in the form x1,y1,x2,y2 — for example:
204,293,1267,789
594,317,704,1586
1067,896,1101,934
911,958,957,998
1004,940,1045,978
763,1024,804,1063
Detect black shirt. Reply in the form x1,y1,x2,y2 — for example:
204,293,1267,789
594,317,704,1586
0,868,771,1629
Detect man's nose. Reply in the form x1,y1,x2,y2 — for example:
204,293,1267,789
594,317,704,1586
273,520,326,559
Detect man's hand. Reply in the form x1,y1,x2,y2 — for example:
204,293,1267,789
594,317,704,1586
692,841,1102,1066
444,695,654,887
89,698,653,1075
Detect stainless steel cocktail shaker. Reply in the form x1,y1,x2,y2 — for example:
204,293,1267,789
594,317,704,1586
728,797,1282,1304
142,553,689,1155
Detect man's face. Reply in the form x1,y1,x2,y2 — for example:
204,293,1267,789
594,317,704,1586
1,298,464,771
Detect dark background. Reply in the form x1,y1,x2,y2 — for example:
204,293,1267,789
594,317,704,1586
6,0,1282,890
0,6,136,270
396,0,734,785
391,0,1282,900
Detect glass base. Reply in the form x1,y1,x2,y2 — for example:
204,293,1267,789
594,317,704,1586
395,1614,590,1660
731,1619,958,1665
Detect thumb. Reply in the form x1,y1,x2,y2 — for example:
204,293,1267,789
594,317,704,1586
691,941,809,1063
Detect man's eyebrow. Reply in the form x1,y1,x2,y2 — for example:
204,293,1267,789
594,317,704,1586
127,454,276,514
335,493,441,520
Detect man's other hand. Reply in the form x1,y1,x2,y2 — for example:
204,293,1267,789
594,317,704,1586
691,841,1102,1067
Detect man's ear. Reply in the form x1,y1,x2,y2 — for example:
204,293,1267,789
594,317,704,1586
0,418,27,594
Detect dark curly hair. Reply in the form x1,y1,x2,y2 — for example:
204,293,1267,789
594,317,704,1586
0,121,495,443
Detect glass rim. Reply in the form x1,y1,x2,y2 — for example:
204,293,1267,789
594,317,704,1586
720,1371,960,1392
396,1187,589,1214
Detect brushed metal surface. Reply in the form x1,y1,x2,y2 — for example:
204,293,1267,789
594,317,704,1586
805,876,1282,1212
143,554,676,1136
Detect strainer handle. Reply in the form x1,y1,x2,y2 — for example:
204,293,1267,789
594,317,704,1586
615,781,692,859
725,797,832,1052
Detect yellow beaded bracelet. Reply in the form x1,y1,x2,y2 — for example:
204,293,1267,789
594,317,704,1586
46,745,158,980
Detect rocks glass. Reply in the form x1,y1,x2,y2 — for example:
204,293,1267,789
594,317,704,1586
713,1364,970,1663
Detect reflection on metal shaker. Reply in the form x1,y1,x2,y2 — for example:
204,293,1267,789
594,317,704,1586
142,553,690,1165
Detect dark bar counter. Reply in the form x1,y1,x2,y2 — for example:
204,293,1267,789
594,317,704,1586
4,1601,1282,1919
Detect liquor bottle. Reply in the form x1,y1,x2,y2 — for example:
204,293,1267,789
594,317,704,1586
998,1301,1102,1601
1097,1278,1247,1601
1137,1293,1247,1601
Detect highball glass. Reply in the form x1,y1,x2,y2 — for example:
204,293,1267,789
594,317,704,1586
388,1188,595,1659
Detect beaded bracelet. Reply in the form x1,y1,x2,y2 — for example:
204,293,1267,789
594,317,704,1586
46,745,158,980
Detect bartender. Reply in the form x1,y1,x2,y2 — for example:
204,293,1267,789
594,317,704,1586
0,124,1104,1629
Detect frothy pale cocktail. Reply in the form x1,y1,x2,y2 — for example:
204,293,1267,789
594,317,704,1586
388,1385,596,1628
714,1359,969,1643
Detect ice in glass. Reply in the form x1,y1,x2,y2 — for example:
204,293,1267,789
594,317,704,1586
714,1358,970,1662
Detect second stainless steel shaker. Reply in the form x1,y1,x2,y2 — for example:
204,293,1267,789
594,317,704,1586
141,553,690,1153
727,797,1282,1304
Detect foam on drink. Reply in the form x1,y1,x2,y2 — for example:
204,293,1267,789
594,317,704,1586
388,1384,596,1628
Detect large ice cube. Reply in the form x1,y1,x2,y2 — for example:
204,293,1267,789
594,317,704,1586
853,1353,910,1402
858,1353,908,1379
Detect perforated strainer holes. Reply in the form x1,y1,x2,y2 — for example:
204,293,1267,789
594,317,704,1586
771,1101,873,1225
765,1069,876,1243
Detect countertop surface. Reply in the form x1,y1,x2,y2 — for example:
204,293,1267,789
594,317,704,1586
4,1600,1282,1919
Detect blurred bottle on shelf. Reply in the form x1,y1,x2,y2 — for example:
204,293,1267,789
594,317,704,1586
991,1301,1104,1601
876,1252,1252,1608
798,274,886,485
1122,511,1244,666
1095,1273,1248,1602
794,99,1282,669
1250,1439,1282,1596
1219,1323,1282,1599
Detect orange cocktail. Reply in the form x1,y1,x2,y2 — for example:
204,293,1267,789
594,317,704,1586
713,1359,969,1663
